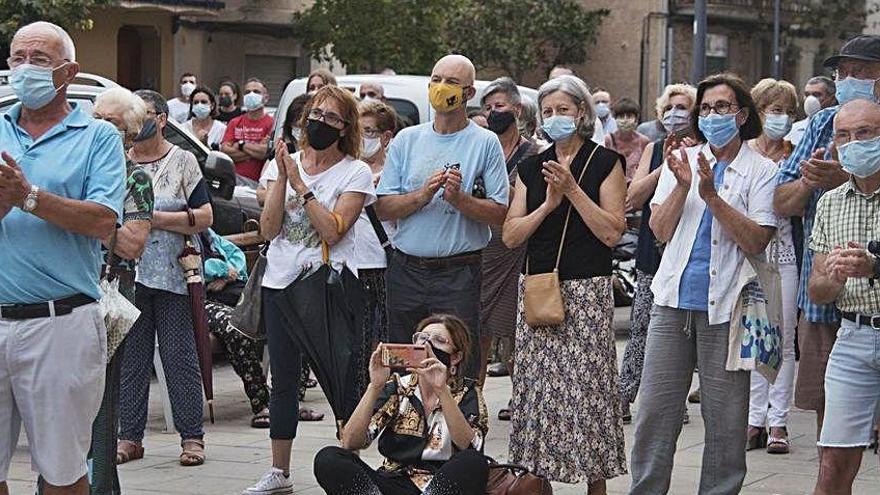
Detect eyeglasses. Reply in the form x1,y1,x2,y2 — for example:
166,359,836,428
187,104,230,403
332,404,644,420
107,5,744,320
362,127,382,138
698,101,740,117
832,126,880,144
412,331,451,348
308,108,348,127
6,54,65,69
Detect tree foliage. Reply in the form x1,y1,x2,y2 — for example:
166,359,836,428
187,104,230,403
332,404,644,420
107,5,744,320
0,0,116,43
293,0,608,78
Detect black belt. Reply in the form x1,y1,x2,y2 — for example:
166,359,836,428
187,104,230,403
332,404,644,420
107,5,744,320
393,249,482,270
0,294,96,320
841,311,880,330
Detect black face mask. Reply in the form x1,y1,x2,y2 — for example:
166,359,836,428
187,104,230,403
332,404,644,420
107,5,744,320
487,110,516,135
429,343,453,370
306,118,341,150
133,117,159,142
218,96,233,108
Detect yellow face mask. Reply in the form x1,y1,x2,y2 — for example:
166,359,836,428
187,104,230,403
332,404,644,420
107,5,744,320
428,82,466,113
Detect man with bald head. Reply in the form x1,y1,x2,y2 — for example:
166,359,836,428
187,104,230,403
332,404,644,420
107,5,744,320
376,54,509,378
807,99,880,494
0,22,125,495
775,35,880,448
359,82,385,102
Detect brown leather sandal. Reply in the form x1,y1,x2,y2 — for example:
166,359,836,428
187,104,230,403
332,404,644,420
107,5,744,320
116,440,144,465
180,438,205,466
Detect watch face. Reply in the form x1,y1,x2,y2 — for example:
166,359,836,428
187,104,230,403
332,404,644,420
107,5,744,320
24,197,36,211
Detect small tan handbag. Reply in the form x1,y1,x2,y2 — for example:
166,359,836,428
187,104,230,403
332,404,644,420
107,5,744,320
522,146,598,327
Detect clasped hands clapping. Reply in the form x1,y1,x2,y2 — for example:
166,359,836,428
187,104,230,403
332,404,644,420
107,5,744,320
826,241,875,285
0,151,31,214
665,144,720,203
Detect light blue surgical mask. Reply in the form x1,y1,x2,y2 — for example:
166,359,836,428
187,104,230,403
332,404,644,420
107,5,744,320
191,103,211,120
541,115,578,142
763,113,792,141
838,135,880,178
595,102,611,119
835,77,878,105
698,112,740,148
9,63,67,110
243,91,264,111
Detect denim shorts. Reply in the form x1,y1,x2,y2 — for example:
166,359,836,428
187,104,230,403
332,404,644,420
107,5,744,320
818,318,880,447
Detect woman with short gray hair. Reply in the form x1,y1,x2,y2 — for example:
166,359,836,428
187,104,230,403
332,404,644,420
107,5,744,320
87,86,154,495
502,75,627,493
476,77,538,417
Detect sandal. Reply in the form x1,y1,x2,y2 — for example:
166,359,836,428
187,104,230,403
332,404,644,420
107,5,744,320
180,439,205,466
116,440,144,465
767,436,790,454
299,407,324,422
251,408,270,429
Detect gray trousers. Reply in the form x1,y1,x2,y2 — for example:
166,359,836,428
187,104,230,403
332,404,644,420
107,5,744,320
629,305,749,495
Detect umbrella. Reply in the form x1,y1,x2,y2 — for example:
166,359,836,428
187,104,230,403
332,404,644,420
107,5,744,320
276,243,366,436
178,240,215,423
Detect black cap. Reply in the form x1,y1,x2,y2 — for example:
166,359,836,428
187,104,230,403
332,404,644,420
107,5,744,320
823,35,880,68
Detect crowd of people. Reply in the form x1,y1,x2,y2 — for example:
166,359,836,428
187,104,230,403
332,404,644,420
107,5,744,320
1,19,880,495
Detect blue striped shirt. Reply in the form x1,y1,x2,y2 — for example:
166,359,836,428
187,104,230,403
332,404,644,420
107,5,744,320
775,105,840,323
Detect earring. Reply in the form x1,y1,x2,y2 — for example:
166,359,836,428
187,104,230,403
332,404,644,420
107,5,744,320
450,365,458,376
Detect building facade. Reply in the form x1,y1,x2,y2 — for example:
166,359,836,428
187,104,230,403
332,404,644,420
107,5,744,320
70,0,324,103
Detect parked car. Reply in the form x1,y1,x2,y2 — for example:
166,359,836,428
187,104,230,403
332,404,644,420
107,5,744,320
0,77,259,236
273,74,539,138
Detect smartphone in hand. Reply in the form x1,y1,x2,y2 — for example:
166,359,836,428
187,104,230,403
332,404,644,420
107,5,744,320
381,344,428,368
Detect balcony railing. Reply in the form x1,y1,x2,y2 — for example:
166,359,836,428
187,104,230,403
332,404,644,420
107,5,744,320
127,0,225,9
671,0,811,16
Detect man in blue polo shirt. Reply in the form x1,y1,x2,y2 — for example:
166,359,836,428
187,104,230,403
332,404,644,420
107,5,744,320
376,54,509,379
0,22,125,495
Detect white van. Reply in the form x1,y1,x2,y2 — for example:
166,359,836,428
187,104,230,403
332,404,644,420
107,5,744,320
272,74,539,138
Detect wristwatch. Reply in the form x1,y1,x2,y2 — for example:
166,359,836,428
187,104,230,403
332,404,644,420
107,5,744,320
237,140,245,151
297,190,315,207
22,185,39,213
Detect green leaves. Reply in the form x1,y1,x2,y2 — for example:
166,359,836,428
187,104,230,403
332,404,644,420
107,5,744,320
0,0,116,47
293,0,608,78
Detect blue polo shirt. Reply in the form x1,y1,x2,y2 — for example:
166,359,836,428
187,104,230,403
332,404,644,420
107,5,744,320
377,120,508,257
0,103,126,304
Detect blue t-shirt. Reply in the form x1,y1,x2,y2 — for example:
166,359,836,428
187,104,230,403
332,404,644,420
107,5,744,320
678,160,730,311
377,120,509,257
0,103,126,304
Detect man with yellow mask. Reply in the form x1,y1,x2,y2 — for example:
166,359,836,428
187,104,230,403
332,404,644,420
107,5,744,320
375,54,509,379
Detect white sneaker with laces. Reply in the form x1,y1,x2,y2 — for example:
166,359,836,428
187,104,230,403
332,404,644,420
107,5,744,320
242,468,293,495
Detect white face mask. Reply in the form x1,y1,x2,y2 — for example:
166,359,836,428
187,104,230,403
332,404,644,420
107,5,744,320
362,136,383,158
181,82,196,97
803,95,822,118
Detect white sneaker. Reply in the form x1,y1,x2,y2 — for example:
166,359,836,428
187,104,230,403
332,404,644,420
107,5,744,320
242,468,294,495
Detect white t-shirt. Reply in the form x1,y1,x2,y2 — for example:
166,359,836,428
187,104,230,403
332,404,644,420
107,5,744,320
261,152,376,289
166,98,190,123
353,172,397,270
182,119,227,148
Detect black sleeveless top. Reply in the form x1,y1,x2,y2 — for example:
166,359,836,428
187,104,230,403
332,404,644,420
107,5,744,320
635,139,665,275
518,140,622,281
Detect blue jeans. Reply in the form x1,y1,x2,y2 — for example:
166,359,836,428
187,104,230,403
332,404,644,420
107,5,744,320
819,318,880,447
263,287,303,440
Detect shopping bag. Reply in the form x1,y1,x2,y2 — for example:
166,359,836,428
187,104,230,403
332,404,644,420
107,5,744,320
99,276,141,360
726,254,783,383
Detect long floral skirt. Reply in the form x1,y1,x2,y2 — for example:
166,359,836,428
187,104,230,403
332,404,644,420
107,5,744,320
509,276,627,484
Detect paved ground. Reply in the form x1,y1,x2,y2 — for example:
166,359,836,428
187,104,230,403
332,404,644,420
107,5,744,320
6,311,880,494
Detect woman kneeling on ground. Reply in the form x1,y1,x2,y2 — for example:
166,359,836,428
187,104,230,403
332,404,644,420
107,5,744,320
314,314,489,495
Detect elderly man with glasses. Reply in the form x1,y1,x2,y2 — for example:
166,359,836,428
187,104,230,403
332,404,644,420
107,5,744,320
807,98,880,495
0,22,126,495
774,35,880,453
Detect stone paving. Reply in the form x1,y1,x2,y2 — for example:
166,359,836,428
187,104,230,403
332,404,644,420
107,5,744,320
6,331,880,494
